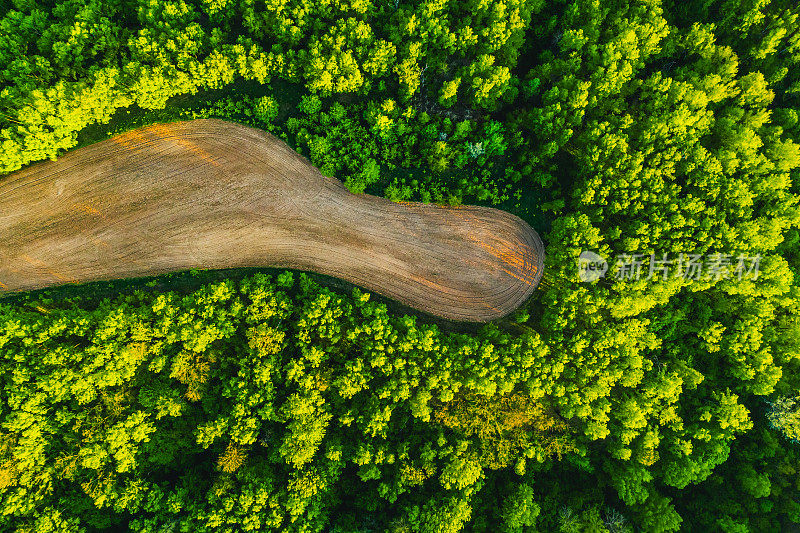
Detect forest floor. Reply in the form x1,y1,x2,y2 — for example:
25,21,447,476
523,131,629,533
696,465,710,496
0,119,544,322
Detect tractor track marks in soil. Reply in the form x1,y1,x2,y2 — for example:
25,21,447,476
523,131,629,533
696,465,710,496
0,119,544,322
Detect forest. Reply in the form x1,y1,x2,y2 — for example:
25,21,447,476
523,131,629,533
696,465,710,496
1,0,800,531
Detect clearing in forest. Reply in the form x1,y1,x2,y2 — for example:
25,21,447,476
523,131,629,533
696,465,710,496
0,119,544,322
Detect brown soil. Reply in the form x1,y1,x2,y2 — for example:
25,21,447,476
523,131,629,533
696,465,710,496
0,119,544,322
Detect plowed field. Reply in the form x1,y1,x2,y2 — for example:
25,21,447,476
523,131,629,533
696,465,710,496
0,119,544,322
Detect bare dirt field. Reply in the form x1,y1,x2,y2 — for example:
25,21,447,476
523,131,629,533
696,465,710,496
0,119,544,322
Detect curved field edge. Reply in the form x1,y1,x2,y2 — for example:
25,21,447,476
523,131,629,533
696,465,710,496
0,119,544,322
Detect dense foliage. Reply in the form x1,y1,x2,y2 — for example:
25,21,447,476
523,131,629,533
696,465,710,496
0,273,570,532
1,0,800,531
